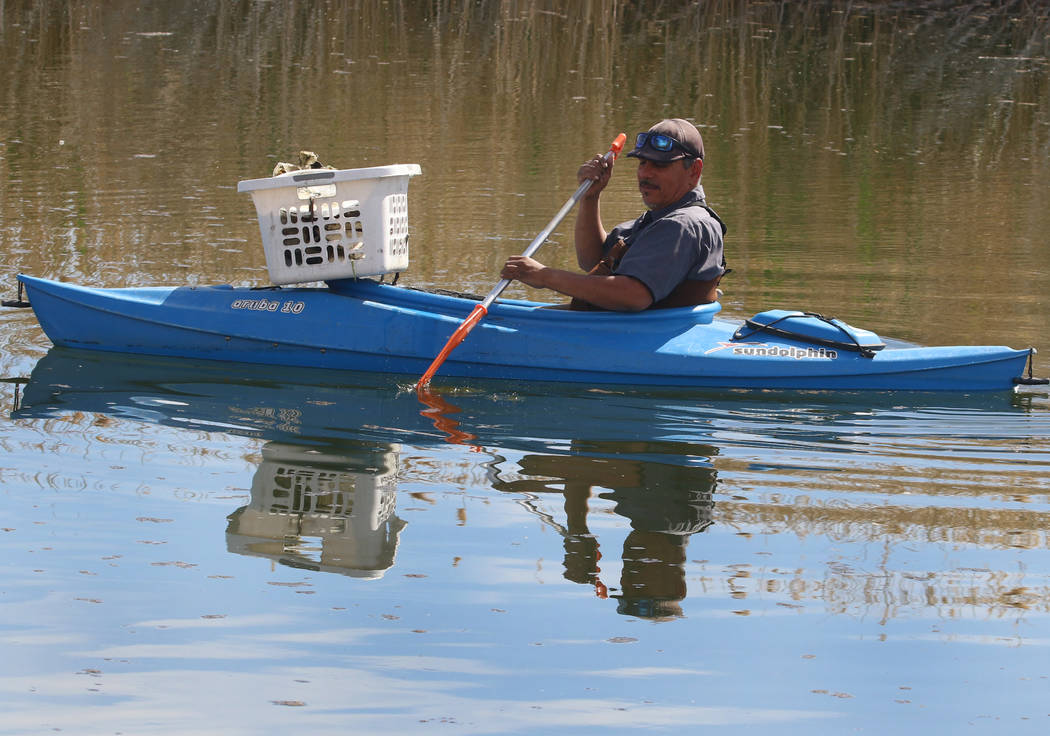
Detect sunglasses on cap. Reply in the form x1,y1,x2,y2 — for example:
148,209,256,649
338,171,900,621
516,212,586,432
634,131,701,159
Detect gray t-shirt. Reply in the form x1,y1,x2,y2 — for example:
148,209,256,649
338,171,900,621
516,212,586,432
604,186,726,303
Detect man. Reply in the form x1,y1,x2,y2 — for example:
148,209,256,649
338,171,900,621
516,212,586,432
500,118,727,311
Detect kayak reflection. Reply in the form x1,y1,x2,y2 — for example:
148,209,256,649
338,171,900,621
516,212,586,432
16,348,1036,616
227,440,407,579
494,442,717,620
14,346,1029,448
12,348,726,612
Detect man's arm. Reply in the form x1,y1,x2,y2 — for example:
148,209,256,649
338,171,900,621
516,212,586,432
574,196,607,271
573,156,613,270
500,255,653,311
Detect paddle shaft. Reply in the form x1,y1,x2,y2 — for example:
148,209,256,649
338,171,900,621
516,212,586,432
481,171,612,310
418,133,626,388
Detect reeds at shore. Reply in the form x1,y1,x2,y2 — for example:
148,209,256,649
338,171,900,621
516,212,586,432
0,1,1047,332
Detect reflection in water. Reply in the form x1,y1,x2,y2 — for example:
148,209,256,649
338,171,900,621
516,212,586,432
10,348,1050,622
495,442,718,620
224,428,719,616
226,441,406,579
416,387,479,447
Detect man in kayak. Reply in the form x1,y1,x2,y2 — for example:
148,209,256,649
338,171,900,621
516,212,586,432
500,118,727,311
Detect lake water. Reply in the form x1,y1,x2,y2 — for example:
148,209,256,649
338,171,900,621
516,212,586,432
2,2,1050,734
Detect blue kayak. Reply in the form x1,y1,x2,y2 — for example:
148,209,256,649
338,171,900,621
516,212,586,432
13,273,1043,391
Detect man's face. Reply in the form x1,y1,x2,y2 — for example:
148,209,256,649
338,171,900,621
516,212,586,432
636,158,702,210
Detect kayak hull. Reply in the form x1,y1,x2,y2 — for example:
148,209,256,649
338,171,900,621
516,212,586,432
15,274,1034,391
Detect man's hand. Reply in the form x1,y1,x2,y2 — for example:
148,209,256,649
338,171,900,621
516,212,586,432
501,255,652,311
500,255,548,288
577,154,614,200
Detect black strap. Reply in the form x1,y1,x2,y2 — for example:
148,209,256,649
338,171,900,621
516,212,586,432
734,312,879,358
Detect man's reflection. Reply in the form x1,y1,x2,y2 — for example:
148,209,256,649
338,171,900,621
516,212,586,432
226,440,407,579
494,441,717,620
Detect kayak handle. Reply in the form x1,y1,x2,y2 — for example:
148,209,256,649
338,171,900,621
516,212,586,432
1015,348,1049,385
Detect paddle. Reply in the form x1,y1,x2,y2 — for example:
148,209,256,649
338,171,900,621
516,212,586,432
418,132,627,389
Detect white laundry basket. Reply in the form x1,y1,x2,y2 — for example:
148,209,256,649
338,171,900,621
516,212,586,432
238,164,421,284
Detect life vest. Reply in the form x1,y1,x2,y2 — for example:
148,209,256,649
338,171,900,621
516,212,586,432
570,201,729,310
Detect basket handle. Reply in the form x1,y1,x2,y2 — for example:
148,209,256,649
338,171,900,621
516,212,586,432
291,171,336,183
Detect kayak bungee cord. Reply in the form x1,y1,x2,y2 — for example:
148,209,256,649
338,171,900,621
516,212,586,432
733,311,882,358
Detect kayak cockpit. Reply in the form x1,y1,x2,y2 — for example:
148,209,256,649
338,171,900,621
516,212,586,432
326,276,723,327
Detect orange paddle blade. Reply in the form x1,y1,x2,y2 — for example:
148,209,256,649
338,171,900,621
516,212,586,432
418,303,488,388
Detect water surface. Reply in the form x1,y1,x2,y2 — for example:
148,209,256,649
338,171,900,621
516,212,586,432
2,2,1050,733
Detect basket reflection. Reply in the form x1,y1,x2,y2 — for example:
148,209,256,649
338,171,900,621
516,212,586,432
226,441,406,579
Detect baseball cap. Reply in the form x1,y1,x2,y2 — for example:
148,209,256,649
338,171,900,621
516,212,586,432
626,118,705,162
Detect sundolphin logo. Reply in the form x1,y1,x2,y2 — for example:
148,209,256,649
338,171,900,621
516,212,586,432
704,342,837,360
